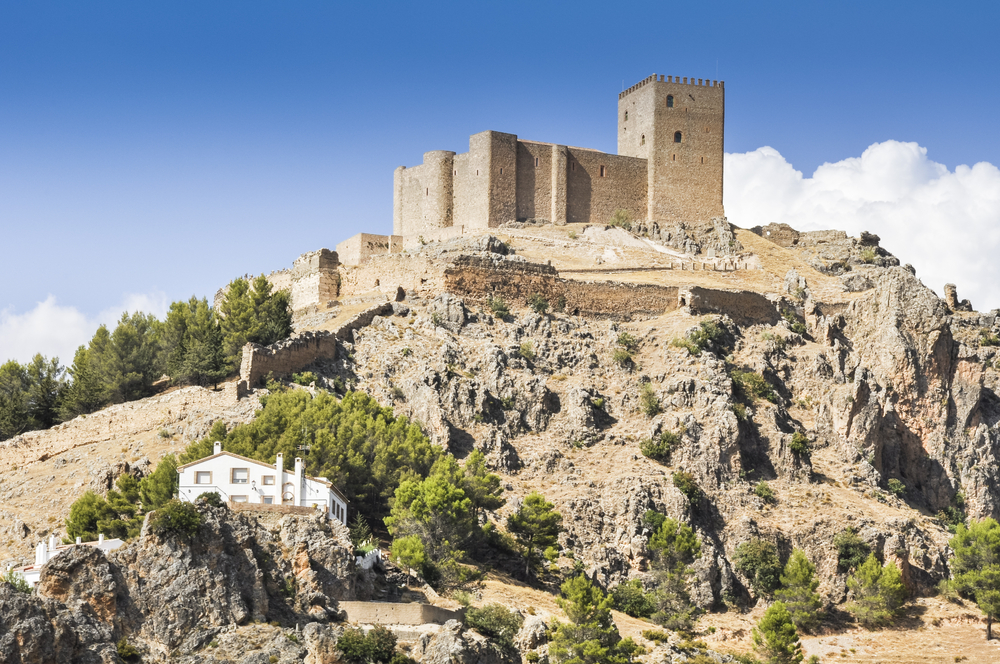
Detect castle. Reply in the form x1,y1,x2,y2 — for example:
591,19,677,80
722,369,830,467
336,73,726,265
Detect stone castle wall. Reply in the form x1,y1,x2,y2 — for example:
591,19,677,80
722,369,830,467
681,286,780,326
394,73,724,236
291,249,339,310
337,233,403,267
618,74,725,224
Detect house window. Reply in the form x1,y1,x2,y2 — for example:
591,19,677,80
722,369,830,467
262,475,275,486
667,95,674,108
641,134,645,146
674,131,682,143
600,165,606,177
231,468,249,484
231,495,248,503
195,471,211,484
262,496,274,505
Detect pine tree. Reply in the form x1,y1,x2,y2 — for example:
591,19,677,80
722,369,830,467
139,454,178,511
59,346,107,420
752,601,804,664
846,553,907,627
461,449,505,518
0,360,30,440
25,354,65,429
218,275,292,373
550,575,639,664
507,492,563,577
645,516,702,630
775,549,823,632
948,518,1000,640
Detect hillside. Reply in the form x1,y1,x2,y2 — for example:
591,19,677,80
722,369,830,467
4,219,1000,663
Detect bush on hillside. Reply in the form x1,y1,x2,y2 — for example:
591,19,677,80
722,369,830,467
147,500,202,539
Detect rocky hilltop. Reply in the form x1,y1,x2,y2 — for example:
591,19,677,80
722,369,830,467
3,220,1000,662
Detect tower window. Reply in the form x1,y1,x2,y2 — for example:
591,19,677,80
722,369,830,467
426,188,428,195
572,162,576,172
666,95,674,108
674,131,682,143
500,167,503,175
672,154,676,161
624,111,628,121
534,157,539,167
641,134,645,146
600,165,606,177
701,157,704,163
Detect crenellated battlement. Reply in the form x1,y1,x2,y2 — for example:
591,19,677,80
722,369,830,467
618,73,723,100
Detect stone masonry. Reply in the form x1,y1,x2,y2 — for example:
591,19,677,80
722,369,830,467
394,73,724,235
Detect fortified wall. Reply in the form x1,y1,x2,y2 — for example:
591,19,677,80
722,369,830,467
393,73,724,238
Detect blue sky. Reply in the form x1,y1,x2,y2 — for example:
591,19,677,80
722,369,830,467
2,1,999,363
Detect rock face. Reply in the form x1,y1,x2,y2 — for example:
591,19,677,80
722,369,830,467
412,619,515,664
1,505,361,663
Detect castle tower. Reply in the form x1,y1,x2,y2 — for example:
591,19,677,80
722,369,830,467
617,74,725,224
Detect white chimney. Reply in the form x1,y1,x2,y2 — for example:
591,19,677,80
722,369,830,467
75,536,82,545
35,541,46,566
276,453,284,503
294,457,303,506
49,535,56,551
213,441,222,455
98,534,104,545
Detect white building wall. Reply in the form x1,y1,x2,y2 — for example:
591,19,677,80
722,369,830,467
177,445,347,523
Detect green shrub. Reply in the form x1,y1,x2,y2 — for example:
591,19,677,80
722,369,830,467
526,652,540,663
760,332,788,351
859,246,877,264
731,370,776,403
488,297,510,318
337,626,398,664
672,471,700,505
735,539,782,597
834,527,871,573
500,396,515,410
887,478,906,497
452,590,473,607
465,603,524,647
591,397,605,410
147,500,202,539
789,431,810,457
611,579,655,618
2,568,31,594
567,230,577,240
116,638,140,661
641,628,671,644
612,348,633,367
754,481,776,504
781,309,807,335
979,330,1000,347
197,491,225,508
752,601,804,664
640,430,680,463
617,332,639,352
608,209,632,230
431,312,443,327
158,428,171,438
292,371,317,386
528,293,549,314
400,347,412,357
671,319,725,357
640,383,660,417
642,510,666,533
519,341,535,361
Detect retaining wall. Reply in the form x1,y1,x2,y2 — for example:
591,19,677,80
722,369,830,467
338,602,465,626
229,502,323,517
682,286,780,326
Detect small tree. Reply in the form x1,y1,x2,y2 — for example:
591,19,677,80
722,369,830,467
639,383,660,417
528,293,549,315
672,471,700,505
337,626,398,664
611,580,655,619
735,539,783,597
647,517,701,630
752,601,804,664
845,553,907,628
550,575,639,664
390,535,427,584
775,549,822,632
507,492,563,577
147,500,202,539
834,527,871,573
947,518,1000,640
2,568,32,594
139,453,178,511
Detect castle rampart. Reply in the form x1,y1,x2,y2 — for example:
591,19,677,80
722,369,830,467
394,72,724,236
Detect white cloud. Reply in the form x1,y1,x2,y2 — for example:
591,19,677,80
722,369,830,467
0,293,168,366
725,141,1000,311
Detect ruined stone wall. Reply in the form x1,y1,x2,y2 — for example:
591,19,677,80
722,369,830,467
239,331,339,388
337,233,403,267
618,74,725,224
291,249,340,310
566,148,647,225
339,254,444,297
238,303,395,392
444,256,678,319
338,602,464,626
682,286,779,326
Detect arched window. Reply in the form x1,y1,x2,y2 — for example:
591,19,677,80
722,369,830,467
666,95,674,108
674,131,682,143
640,134,645,146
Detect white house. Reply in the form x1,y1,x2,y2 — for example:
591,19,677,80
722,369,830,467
176,442,348,524
8,533,125,588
